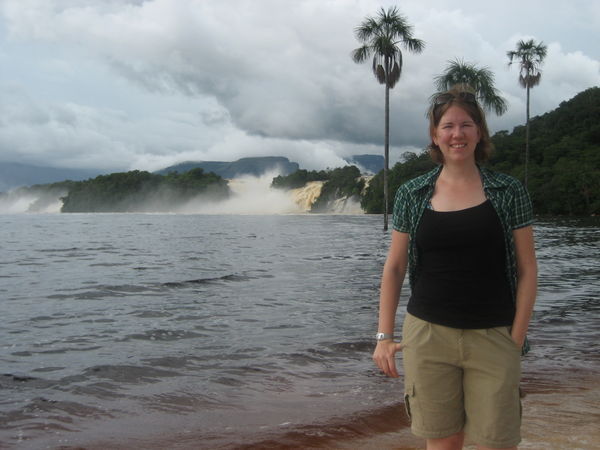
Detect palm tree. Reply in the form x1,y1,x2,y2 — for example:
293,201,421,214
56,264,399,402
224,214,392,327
352,6,424,230
507,39,548,188
433,58,507,115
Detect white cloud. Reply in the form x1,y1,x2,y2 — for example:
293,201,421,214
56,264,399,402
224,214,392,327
542,43,600,105
0,0,598,172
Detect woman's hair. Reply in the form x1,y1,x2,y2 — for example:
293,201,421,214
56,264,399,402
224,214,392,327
427,86,493,164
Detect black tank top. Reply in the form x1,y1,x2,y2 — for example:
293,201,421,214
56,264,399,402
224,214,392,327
407,199,514,329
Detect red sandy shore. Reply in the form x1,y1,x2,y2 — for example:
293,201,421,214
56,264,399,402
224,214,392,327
337,368,600,450
51,367,600,450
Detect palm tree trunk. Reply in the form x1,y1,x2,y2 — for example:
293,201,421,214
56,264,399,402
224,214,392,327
525,85,530,188
383,76,390,231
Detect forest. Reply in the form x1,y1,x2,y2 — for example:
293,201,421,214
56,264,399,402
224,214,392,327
60,168,229,212
361,87,600,216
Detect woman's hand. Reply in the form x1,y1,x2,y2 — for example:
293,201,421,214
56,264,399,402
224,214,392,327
510,331,525,349
373,340,404,378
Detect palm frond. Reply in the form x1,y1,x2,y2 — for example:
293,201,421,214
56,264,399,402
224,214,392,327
507,38,547,89
388,61,401,88
355,18,380,42
351,45,371,63
396,51,403,80
404,37,425,53
375,65,386,84
434,58,507,116
352,6,424,91
522,72,542,88
518,74,528,89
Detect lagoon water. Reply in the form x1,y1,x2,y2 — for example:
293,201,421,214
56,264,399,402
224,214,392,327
1,213,599,449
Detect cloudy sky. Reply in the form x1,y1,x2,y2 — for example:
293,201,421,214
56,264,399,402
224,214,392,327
0,0,598,172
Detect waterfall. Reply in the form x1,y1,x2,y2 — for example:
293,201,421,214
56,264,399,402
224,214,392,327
292,178,368,214
291,181,324,212
0,173,369,214
328,196,363,214
180,172,303,214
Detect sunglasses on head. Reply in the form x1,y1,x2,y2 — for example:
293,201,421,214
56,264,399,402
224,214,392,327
433,91,477,107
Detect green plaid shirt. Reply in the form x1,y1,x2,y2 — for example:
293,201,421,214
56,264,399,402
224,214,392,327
392,165,534,354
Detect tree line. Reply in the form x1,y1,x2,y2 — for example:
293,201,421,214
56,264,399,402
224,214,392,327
61,168,229,212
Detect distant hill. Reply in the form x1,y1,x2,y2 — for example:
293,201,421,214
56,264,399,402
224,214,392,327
344,154,384,174
0,155,383,192
156,156,299,178
488,86,600,215
0,162,101,191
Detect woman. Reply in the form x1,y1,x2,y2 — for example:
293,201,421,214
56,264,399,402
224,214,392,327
373,87,537,449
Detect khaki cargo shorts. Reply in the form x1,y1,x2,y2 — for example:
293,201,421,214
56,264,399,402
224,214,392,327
401,313,522,448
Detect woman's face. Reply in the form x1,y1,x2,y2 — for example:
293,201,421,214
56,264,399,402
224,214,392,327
432,105,481,165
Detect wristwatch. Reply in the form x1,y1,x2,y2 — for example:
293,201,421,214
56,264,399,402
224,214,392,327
375,332,394,341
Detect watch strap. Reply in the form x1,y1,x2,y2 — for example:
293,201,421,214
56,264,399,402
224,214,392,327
375,332,394,341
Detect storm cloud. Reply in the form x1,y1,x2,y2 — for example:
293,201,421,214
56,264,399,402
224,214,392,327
0,0,598,172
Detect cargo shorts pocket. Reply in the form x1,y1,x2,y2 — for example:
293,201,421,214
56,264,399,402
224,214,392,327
401,313,429,349
403,383,415,423
493,326,522,353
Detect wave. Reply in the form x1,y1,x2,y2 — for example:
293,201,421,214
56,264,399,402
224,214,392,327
226,403,409,450
43,272,253,302
162,274,251,288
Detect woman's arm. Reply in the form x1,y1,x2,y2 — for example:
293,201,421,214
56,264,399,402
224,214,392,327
511,225,538,347
372,230,409,378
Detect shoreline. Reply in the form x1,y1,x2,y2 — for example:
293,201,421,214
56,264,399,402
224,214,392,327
44,367,598,450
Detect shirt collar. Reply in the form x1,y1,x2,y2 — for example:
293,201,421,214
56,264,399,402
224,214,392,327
479,165,512,189
408,165,442,192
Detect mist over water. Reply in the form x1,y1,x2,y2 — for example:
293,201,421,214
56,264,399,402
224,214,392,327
178,171,306,214
0,190,63,214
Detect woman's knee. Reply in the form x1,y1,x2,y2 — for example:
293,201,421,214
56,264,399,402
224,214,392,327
426,431,464,450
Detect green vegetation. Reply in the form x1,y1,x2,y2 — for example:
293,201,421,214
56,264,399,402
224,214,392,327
434,59,507,115
362,87,600,216
311,166,365,212
489,87,599,215
361,152,435,214
61,168,229,212
271,169,329,189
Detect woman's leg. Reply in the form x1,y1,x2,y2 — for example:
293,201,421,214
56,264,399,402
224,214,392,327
402,315,465,440
427,431,465,450
463,327,522,448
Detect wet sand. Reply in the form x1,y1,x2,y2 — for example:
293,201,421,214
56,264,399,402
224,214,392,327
338,368,600,450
